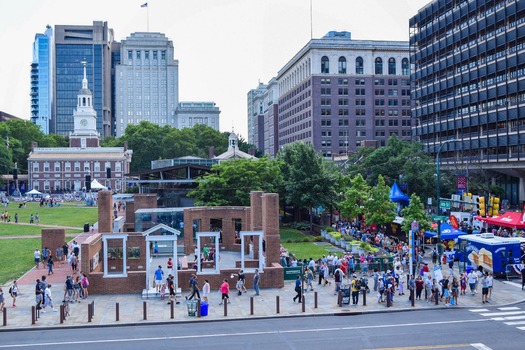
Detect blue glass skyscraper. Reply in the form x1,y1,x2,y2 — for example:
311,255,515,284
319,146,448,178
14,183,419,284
30,25,53,134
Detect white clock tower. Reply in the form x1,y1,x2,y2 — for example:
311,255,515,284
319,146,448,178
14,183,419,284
70,61,100,148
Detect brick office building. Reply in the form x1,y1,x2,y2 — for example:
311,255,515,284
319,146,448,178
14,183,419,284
28,63,132,193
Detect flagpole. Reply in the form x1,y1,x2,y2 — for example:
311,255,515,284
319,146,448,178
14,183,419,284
310,0,313,39
147,5,149,32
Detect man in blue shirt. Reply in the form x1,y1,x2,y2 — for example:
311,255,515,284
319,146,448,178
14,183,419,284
154,265,164,293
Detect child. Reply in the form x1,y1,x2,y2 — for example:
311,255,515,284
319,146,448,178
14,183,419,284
202,279,210,302
159,283,167,300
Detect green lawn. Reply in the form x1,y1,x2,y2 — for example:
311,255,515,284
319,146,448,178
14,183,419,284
280,227,330,260
0,224,83,236
0,201,97,227
0,238,41,284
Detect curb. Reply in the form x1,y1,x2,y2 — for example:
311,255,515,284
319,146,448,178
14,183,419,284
2,298,525,333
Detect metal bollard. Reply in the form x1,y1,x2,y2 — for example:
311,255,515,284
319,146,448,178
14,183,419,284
60,305,64,324
337,290,342,307
91,301,95,316
116,302,120,322
223,299,227,316
88,303,92,323
250,297,254,315
435,291,439,305
386,290,392,307
362,289,366,306
32,306,36,325
301,296,305,312
276,296,280,314
314,292,318,308
197,299,201,318
170,300,174,319
3,307,6,326
411,289,415,307
143,301,147,320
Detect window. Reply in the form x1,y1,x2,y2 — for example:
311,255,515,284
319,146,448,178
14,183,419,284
127,50,132,60
356,119,366,126
153,51,158,60
65,162,71,172
54,162,60,172
388,58,396,75
145,50,150,60
136,51,141,59
115,162,122,172
375,57,383,74
402,58,409,75
338,56,347,74
338,88,348,95
355,78,365,85
338,109,348,116
355,88,365,95
321,120,332,126
32,163,39,172
355,57,364,74
84,162,90,172
338,99,348,106
338,78,348,85
338,119,349,126
321,56,330,74
94,162,100,172
161,50,166,60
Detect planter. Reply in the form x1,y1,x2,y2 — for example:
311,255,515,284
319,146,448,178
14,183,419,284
345,242,352,251
351,244,360,253
339,239,346,248
330,236,337,244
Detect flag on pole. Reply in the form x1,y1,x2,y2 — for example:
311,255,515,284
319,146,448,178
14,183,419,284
141,2,148,7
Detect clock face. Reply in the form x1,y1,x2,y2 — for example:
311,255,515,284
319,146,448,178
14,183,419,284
80,119,88,127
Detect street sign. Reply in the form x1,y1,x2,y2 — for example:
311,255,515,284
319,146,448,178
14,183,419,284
440,201,451,209
431,215,448,221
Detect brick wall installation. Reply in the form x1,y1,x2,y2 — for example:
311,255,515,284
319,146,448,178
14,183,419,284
68,191,283,294
42,228,66,256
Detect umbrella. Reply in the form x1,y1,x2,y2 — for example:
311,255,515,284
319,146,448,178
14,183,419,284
26,189,42,195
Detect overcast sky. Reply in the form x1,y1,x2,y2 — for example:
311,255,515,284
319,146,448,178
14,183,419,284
0,0,431,139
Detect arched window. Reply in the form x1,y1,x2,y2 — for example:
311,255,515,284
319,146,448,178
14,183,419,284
388,58,396,75
402,58,409,75
375,57,383,75
338,56,347,74
321,56,330,74
355,57,364,74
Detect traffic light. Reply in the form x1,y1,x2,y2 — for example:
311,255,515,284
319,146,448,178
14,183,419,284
492,197,500,216
477,196,486,217
463,192,472,210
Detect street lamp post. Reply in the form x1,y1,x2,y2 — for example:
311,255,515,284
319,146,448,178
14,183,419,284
436,138,455,261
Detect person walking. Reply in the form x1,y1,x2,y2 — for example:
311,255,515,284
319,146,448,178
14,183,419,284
154,265,164,293
186,274,201,300
166,274,180,305
481,273,489,304
219,279,230,305
351,274,360,305
44,284,57,312
34,248,41,269
47,255,54,275
10,280,18,307
253,269,260,296
293,275,302,303
202,279,211,302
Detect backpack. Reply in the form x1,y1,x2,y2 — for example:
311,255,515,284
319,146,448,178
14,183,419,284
355,279,363,289
8,286,12,295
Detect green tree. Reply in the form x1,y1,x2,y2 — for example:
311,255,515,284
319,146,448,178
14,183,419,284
340,173,370,223
120,122,170,171
364,175,396,228
400,194,430,234
279,142,338,227
189,157,283,206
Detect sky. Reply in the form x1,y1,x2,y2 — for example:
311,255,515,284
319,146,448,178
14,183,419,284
0,0,431,139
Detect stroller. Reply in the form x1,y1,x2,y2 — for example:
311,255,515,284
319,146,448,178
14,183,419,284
360,276,370,293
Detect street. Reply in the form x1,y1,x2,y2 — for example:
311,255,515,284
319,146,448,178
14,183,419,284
1,306,524,349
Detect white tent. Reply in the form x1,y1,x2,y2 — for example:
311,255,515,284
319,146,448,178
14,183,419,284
90,179,108,191
26,189,42,195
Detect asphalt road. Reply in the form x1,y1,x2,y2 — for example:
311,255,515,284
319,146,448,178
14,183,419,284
0,306,524,349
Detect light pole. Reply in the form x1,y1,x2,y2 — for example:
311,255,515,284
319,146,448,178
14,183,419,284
436,138,455,260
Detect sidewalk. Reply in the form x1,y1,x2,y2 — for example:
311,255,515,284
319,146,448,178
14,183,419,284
2,268,525,331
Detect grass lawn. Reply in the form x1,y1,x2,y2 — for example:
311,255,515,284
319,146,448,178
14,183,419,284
280,227,330,260
0,238,41,284
0,202,97,227
0,224,83,236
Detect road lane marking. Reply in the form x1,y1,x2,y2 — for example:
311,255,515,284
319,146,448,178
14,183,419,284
504,321,525,325
0,318,490,349
471,344,493,350
517,326,525,330
480,311,525,317
469,309,489,312
497,307,520,311
365,344,471,350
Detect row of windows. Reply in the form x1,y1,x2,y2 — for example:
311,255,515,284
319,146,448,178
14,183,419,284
32,180,122,192
127,50,167,61
322,78,409,86
32,161,121,173
321,56,409,75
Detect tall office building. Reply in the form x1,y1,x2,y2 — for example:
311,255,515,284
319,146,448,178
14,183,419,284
114,32,179,136
247,82,267,145
53,21,114,137
410,0,525,204
249,31,412,158
30,25,53,134
249,79,279,157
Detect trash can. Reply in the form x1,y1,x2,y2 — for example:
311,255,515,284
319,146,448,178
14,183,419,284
186,300,197,316
200,301,208,317
84,223,90,232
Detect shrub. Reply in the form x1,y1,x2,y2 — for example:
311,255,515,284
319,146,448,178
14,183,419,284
286,239,293,243
289,222,311,231
314,236,324,242
303,237,310,242
332,233,342,240
343,235,353,242
325,226,335,232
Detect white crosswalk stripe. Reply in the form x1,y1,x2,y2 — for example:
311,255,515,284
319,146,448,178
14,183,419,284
470,307,525,332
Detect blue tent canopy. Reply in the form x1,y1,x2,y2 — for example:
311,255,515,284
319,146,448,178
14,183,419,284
424,223,466,240
390,181,410,203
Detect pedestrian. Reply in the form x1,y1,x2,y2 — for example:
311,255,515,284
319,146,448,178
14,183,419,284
44,284,57,312
253,269,260,296
481,273,489,304
219,279,231,305
153,242,159,258
14,212,18,223
305,267,314,291
55,247,63,267
167,257,174,275
202,279,211,302
415,275,424,300
293,275,302,303
35,213,40,225
468,269,478,295
34,248,41,269
70,253,78,274
9,280,18,307
35,279,44,311
351,274,360,305
522,266,525,290
47,255,54,275
237,269,247,293
74,276,82,302
460,270,467,295
62,242,69,263
408,275,415,302
64,275,74,301
81,273,89,299
451,276,459,305
154,265,164,293
487,272,493,299
166,274,180,305
29,213,34,224
186,274,200,300
0,287,4,311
